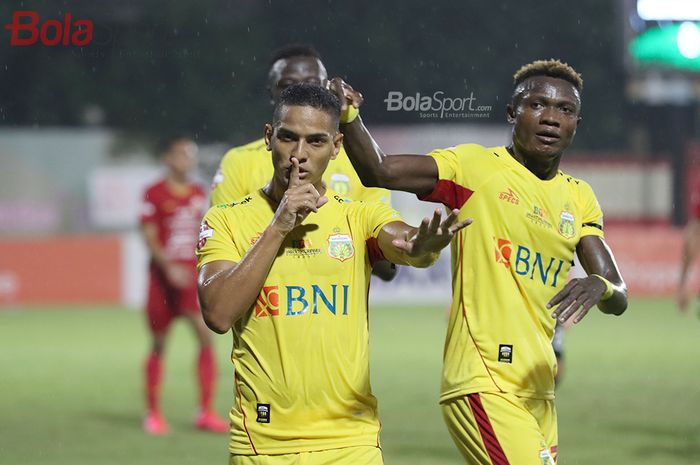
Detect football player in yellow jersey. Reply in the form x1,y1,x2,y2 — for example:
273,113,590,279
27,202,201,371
196,84,471,465
329,60,628,465
210,44,396,281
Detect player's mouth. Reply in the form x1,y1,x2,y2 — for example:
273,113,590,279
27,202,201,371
287,166,310,179
535,131,560,145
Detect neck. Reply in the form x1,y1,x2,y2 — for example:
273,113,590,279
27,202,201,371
506,145,561,180
167,172,189,185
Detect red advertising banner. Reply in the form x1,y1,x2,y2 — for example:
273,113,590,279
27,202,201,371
0,235,121,305
604,225,695,297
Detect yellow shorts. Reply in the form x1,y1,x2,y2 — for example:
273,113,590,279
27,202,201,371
441,392,557,465
229,446,383,465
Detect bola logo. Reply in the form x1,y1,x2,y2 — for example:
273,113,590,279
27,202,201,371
4,11,94,46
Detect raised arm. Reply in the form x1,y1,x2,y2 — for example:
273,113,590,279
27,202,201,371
548,235,628,324
376,208,472,268
327,77,439,196
198,159,328,333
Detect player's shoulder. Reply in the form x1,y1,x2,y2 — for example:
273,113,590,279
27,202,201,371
143,178,167,198
556,170,599,204
190,181,206,195
431,143,503,161
222,138,267,160
211,192,258,212
557,170,595,192
331,190,391,216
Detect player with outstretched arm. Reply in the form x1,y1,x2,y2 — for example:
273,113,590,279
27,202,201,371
328,59,628,465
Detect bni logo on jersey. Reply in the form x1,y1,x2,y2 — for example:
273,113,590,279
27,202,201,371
494,237,566,287
254,284,350,317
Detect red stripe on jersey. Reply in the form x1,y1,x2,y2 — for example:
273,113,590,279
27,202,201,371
418,179,474,210
365,237,387,267
467,394,510,465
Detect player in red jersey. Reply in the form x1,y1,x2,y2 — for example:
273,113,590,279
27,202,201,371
678,180,700,314
139,137,228,435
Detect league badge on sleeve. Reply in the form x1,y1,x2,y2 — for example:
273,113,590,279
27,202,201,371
197,220,214,250
328,232,354,262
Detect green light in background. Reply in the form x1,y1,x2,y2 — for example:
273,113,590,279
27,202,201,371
630,22,700,71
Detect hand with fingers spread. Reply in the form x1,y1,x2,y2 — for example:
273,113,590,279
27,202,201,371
547,275,609,325
270,157,328,236
393,208,473,258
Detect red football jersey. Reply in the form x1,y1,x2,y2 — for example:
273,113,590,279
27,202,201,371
691,181,700,219
140,179,207,263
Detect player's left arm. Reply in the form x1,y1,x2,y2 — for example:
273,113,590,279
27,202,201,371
376,208,472,268
548,235,628,324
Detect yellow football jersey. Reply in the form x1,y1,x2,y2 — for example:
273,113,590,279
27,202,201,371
196,189,401,455
419,144,604,401
210,138,391,206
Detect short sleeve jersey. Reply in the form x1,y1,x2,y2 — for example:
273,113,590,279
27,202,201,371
209,138,391,206
420,144,604,401
140,179,207,264
196,189,400,455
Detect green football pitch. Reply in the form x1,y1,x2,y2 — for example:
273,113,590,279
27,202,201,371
1,299,699,465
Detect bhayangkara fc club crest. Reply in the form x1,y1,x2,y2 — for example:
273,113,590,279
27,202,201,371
558,209,575,239
328,233,354,262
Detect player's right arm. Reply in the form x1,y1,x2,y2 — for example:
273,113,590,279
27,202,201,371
327,77,439,196
198,158,327,333
678,218,700,312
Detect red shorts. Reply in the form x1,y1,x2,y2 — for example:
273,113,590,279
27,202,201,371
146,262,199,333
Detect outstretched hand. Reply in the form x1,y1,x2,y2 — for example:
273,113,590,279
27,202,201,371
270,158,328,236
393,208,473,256
547,275,608,324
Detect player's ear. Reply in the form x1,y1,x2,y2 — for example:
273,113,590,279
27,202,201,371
331,132,343,160
506,104,516,124
264,124,274,151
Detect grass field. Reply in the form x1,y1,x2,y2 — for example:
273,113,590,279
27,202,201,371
1,298,699,464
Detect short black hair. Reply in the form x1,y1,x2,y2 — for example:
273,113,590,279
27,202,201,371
269,44,322,67
156,136,192,156
272,83,341,128
513,59,583,94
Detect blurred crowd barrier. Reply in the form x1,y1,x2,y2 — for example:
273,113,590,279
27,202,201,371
0,224,692,307
0,126,693,307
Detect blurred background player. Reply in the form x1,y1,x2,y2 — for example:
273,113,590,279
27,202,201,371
139,137,228,435
329,59,628,464
209,43,397,281
677,181,700,314
196,83,471,465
